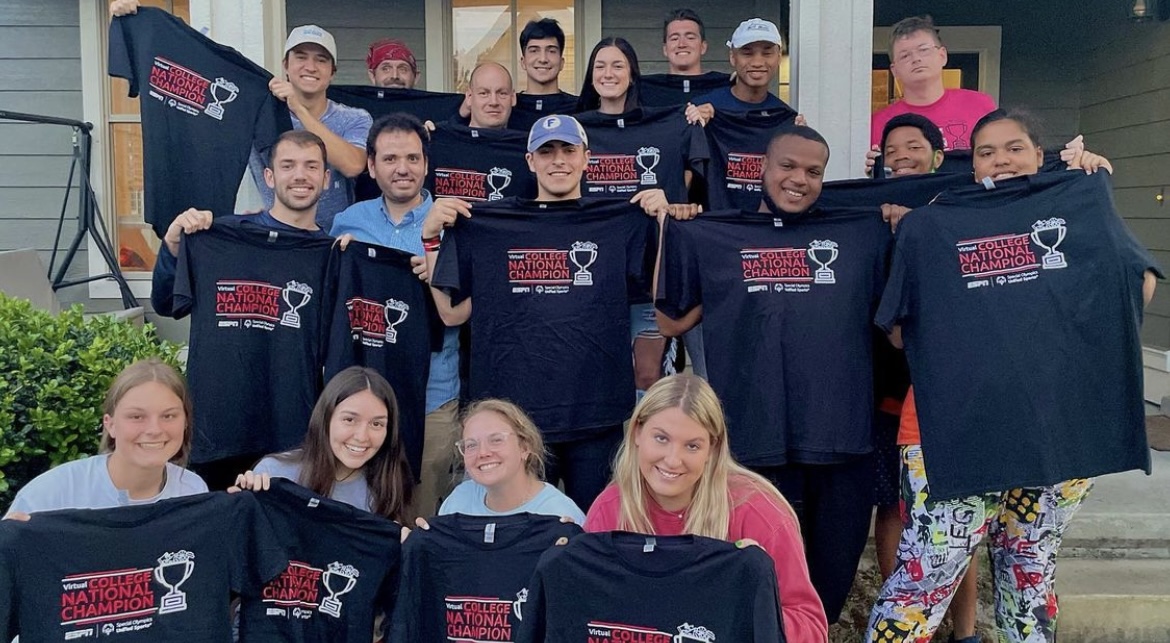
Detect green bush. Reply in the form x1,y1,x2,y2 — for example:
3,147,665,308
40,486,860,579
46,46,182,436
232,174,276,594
0,294,184,508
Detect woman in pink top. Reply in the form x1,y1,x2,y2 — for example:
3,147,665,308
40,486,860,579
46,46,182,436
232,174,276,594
584,374,829,643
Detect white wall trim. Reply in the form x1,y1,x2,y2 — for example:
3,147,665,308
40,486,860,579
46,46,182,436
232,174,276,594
579,0,602,92
872,25,1002,103
425,0,452,91
1143,346,1170,404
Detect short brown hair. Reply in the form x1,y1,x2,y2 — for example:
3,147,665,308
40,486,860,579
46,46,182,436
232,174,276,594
267,129,328,168
889,15,943,56
100,358,192,466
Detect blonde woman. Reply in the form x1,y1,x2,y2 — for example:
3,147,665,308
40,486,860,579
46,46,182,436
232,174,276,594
584,374,829,643
4,358,207,518
439,399,585,524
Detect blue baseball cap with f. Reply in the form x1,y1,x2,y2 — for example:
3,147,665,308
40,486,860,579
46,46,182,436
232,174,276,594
526,114,589,153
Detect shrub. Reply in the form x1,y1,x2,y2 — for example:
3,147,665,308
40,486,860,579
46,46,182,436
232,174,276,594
0,294,184,508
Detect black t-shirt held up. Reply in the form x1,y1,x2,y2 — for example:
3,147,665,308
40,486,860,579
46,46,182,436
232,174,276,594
426,122,538,202
0,492,285,643
516,531,784,643
701,108,798,212
109,7,292,238
431,198,657,438
658,207,891,465
174,218,334,463
239,479,403,643
390,513,582,643
876,171,1162,498
509,92,580,132
639,71,732,107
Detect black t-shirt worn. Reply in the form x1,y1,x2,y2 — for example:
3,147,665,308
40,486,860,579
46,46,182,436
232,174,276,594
109,7,292,238
658,207,891,465
0,492,285,643
702,108,798,212
509,92,580,132
639,71,732,107
390,513,582,643
516,531,783,643
576,106,709,203
426,123,538,202
174,218,334,463
876,171,1162,498
322,241,440,479
431,198,657,438
238,479,402,643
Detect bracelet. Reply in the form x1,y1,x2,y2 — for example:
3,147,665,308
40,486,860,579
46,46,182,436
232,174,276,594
422,235,442,252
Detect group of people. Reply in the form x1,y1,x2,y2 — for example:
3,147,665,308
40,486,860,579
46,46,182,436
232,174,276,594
5,3,1159,643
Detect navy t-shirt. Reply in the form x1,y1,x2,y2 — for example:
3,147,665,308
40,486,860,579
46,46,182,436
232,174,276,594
576,106,709,203
390,513,582,643
516,532,783,643
174,218,334,463
509,91,579,132
431,198,657,438
322,240,440,480
239,479,402,643
639,71,732,107
701,107,798,211
876,171,1162,498
109,7,291,238
658,207,891,465
426,122,538,202
0,492,285,643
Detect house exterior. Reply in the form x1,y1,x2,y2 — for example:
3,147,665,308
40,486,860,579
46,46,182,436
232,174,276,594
2,0,1168,394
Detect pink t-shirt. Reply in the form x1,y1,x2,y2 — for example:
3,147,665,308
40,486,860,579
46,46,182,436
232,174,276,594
870,88,997,151
585,480,830,643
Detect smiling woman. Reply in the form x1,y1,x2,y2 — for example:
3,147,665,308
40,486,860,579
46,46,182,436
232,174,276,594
3,359,208,519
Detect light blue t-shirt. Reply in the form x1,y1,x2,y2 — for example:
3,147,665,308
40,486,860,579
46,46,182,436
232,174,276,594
438,480,586,524
248,99,373,232
6,454,208,515
331,192,460,413
254,454,372,512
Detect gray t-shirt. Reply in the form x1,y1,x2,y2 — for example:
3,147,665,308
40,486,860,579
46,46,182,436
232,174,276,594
438,479,586,524
253,453,372,512
6,454,208,515
247,98,372,232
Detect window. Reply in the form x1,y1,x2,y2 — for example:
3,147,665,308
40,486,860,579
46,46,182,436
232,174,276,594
106,0,190,273
451,0,576,93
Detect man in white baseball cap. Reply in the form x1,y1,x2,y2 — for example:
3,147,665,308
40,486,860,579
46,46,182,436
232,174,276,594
245,24,373,231
686,17,793,121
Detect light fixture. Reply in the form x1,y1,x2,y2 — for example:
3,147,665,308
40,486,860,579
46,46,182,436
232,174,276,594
1131,0,1170,21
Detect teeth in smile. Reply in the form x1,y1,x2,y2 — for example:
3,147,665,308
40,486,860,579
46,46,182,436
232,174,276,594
344,444,369,454
656,466,681,479
138,442,166,450
784,189,804,198
478,462,500,471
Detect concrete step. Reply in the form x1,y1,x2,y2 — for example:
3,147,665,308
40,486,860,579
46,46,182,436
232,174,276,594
1055,559,1170,643
1063,513,1170,559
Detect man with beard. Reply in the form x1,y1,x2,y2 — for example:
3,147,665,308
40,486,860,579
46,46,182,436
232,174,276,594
367,39,420,89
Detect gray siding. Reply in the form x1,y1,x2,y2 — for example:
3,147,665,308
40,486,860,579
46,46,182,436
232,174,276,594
1079,18,1170,348
601,1,786,76
285,0,429,86
0,0,88,305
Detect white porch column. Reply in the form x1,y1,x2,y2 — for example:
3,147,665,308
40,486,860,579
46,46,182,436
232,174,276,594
789,0,873,180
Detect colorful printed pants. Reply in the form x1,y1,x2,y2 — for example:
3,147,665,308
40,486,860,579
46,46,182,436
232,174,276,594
867,445,1092,643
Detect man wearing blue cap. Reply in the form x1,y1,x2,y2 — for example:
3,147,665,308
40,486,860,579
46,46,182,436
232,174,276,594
418,115,689,508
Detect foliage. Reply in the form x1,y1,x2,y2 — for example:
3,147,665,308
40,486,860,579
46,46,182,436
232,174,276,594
0,294,183,508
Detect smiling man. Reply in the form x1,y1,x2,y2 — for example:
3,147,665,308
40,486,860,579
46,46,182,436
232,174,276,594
689,17,790,113
367,39,419,89
247,25,374,232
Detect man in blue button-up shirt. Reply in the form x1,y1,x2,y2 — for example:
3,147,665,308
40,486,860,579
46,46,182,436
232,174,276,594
331,113,460,517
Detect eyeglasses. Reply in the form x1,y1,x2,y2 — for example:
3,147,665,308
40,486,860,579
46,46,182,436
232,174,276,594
895,45,941,64
455,431,513,456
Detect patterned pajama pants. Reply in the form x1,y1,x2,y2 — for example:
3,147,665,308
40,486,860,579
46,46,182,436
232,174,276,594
867,445,1092,643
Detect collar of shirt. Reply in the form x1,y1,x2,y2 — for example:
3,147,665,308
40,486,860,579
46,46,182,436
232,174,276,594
383,189,433,228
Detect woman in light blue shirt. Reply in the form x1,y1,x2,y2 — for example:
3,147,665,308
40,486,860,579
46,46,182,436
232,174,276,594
439,399,585,524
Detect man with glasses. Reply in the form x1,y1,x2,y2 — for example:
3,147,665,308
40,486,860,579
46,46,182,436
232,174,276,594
870,15,995,152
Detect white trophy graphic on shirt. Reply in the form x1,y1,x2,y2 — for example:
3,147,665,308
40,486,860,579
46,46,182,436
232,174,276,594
383,299,410,344
154,550,195,615
204,77,239,120
636,146,661,185
1030,218,1069,269
675,623,716,643
280,281,314,329
807,240,839,285
512,588,528,621
569,241,599,286
320,562,360,618
486,167,512,200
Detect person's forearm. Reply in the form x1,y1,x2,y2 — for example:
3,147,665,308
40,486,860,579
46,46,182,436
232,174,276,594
294,111,367,177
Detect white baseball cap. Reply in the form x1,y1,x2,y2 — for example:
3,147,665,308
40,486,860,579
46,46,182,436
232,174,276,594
727,18,783,49
284,25,337,62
